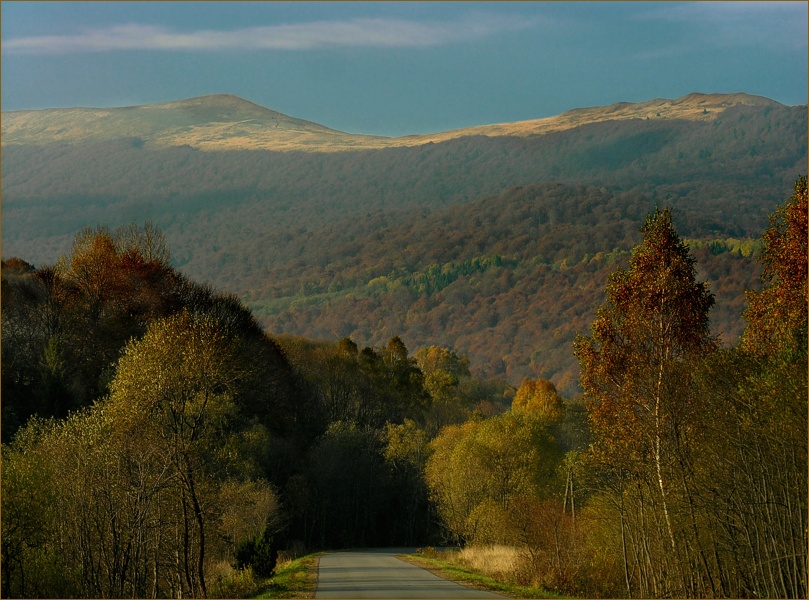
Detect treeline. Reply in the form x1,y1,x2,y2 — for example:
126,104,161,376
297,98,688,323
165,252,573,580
2,177,806,598
583,178,808,597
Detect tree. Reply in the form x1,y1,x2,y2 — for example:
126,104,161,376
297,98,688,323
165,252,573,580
742,175,807,358
46,223,181,408
425,411,561,546
414,345,473,434
107,310,249,598
574,207,716,597
512,377,564,421
1,419,69,598
307,421,390,549
381,336,431,423
383,419,433,545
688,177,808,598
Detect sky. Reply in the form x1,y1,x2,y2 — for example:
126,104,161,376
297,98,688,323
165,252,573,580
2,1,807,137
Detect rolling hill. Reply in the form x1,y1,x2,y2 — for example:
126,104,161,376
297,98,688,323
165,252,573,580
1,91,781,151
2,93,806,393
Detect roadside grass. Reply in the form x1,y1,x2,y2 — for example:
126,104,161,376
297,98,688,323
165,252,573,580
252,552,323,599
399,548,569,599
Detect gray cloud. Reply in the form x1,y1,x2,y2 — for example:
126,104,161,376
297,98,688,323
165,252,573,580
633,1,807,51
4,14,542,55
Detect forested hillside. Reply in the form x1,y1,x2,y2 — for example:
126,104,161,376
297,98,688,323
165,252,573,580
246,182,763,392
2,95,806,391
2,179,805,598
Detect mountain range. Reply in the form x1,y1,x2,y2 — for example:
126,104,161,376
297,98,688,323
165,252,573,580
2,93,807,393
2,91,782,151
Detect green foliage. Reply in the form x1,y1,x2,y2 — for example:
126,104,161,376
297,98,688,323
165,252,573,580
402,256,514,296
686,236,762,257
1,421,75,598
236,527,279,578
383,420,434,545
253,552,322,599
425,411,563,545
415,345,483,434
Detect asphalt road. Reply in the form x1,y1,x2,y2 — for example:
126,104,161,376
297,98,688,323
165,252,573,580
314,549,506,598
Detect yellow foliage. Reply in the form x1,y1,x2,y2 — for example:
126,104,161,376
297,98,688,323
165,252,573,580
512,378,564,421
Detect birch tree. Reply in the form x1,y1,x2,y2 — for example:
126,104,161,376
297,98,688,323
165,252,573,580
575,207,716,596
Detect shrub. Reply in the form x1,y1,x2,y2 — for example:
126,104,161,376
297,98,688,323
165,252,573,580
235,527,279,578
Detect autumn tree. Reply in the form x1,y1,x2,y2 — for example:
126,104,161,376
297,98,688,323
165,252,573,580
107,310,253,598
687,177,808,597
2,326,279,598
51,223,179,406
742,175,808,357
425,411,561,546
574,207,716,597
512,377,564,421
414,345,470,433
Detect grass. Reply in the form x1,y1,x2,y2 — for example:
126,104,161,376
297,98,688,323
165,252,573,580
252,552,323,599
399,548,569,599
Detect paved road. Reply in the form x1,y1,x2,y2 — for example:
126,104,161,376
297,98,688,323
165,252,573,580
315,549,505,598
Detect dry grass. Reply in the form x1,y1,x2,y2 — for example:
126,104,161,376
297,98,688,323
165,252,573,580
455,545,522,578
209,561,261,599
405,547,566,598
3,92,775,153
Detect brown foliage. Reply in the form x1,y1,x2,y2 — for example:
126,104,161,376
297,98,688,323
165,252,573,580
743,175,808,357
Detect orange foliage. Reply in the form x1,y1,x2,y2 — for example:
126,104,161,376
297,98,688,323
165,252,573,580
743,176,808,357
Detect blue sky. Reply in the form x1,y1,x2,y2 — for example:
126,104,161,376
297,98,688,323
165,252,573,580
2,1,807,136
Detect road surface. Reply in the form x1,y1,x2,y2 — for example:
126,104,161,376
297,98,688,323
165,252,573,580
315,548,505,598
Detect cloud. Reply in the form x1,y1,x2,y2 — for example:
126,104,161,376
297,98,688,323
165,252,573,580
633,1,807,52
3,13,542,55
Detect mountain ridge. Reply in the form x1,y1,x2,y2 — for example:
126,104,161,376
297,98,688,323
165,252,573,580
1,91,790,152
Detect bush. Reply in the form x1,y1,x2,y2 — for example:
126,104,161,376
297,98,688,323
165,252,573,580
235,527,279,578
209,562,259,599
